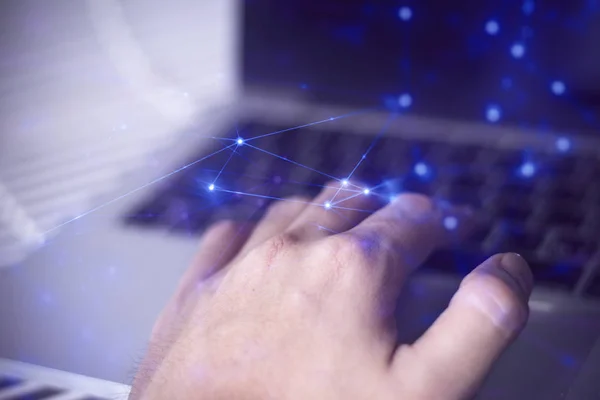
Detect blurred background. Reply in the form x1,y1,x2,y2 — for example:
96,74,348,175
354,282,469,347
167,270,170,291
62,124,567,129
0,1,600,399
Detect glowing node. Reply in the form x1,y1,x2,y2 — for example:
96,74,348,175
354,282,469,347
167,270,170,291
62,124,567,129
486,105,501,123
551,81,566,96
398,6,412,21
556,137,571,152
485,20,500,35
398,93,413,108
363,188,371,195
443,216,458,231
236,138,244,145
341,179,349,187
511,43,526,59
208,184,215,191
414,162,429,177
362,154,367,159
519,162,536,178
324,201,332,210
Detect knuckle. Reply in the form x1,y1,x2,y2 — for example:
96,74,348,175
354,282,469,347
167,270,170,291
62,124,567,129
254,232,300,264
320,234,378,273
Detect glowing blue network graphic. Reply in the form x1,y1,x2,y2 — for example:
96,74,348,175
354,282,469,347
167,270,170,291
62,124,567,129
41,1,599,238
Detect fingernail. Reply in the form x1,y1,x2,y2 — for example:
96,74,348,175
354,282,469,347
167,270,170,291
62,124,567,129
500,253,534,300
456,254,532,334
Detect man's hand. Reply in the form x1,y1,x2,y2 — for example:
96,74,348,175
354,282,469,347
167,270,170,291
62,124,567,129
131,182,533,400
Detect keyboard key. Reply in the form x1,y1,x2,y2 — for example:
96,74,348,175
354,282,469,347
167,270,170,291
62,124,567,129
534,201,585,228
445,144,484,165
483,222,544,254
540,228,599,263
435,184,482,208
483,193,533,222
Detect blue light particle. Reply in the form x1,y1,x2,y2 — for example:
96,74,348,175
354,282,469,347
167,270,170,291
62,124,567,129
324,201,332,210
398,93,413,108
486,105,502,123
511,42,526,59
208,184,215,191
341,179,349,187
551,80,566,95
236,138,244,145
443,216,458,230
485,20,500,35
522,0,535,15
363,188,371,195
414,162,429,177
398,6,412,21
519,162,536,178
556,137,571,152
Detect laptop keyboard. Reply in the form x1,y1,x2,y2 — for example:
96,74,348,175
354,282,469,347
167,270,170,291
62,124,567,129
124,122,600,294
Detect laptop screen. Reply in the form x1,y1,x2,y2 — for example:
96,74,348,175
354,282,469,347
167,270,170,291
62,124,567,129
242,0,600,133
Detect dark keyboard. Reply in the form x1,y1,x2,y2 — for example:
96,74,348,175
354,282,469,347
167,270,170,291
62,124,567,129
124,123,600,294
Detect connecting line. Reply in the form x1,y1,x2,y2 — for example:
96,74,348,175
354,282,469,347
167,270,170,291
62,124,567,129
216,189,325,207
211,145,239,186
243,143,346,185
42,143,237,235
215,189,374,213
331,190,369,207
244,107,378,142
329,112,399,203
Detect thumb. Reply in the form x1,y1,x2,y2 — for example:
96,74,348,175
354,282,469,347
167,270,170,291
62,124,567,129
393,253,533,400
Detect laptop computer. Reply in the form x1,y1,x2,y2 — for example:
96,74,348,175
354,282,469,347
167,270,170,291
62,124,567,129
1,0,600,399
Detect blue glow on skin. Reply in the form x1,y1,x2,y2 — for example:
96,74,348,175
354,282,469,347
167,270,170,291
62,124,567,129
363,188,371,195
551,81,566,95
556,137,571,152
511,43,526,59
398,93,413,108
443,216,458,230
485,20,500,35
486,105,502,122
398,7,412,21
414,162,430,177
208,183,215,191
236,138,244,145
519,162,536,178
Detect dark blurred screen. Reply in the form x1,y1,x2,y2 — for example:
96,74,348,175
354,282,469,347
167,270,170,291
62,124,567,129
242,0,599,132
